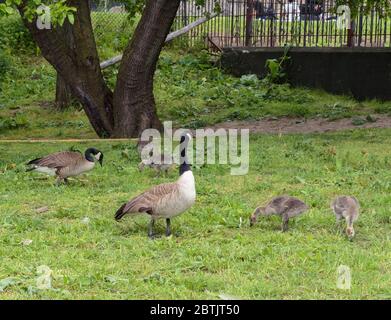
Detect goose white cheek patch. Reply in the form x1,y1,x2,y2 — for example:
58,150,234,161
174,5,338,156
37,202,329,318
95,152,101,160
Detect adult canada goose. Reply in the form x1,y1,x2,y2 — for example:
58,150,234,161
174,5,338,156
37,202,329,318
250,195,308,232
137,138,175,175
331,196,360,240
26,148,103,184
115,133,195,238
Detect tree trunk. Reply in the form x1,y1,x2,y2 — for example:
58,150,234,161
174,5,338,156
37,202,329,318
113,0,181,137
55,73,74,110
18,0,114,137
55,19,75,110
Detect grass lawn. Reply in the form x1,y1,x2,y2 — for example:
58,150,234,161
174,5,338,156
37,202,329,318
2,49,391,140
1,129,391,299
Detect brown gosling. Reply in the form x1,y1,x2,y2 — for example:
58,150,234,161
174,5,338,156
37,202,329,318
137,139,175,176
331,196,360,240
250,195,309,232
26,148,103,185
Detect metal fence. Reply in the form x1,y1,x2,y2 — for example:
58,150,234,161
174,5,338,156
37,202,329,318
88,0,391,49
172,0,391,48
89,0,129,49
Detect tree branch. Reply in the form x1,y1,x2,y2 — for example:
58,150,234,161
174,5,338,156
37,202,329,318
100,11,220,69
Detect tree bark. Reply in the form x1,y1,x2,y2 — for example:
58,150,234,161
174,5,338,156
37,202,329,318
54,19,75,110
18,0,114,137
55,73,73,110
112,0,181,137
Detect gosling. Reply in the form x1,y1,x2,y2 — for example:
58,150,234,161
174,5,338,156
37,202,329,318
137,139,175,176
331,196,360,240
250,195,309,232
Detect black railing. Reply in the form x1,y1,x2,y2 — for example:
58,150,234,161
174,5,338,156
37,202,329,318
172,0,391,48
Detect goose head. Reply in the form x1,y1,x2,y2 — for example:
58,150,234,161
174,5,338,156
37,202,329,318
179,132,192,149
346,226,355,240
85,148,104,166
179,133,192,175
249,207,265,226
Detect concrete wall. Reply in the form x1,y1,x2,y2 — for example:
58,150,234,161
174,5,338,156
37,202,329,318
221,47,391,101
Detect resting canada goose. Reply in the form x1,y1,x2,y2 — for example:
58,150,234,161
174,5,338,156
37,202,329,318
331,196,360,240
116,133,195,238
250,195,308,231
26,148,103,184
137,138,175,175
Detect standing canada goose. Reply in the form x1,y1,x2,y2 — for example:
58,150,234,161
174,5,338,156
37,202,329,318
137,138,175,175
115,133,195,238
250,195,308,232
26,148,103,184
331,196,360,240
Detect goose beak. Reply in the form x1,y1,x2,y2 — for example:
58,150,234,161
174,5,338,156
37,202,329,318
99,158,103,167
346,227,355,241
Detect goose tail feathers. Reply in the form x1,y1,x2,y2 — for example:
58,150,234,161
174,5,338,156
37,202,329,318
115,203,127,221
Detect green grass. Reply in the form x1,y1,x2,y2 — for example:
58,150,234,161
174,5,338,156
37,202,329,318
1,49,391,139
1,129,391,299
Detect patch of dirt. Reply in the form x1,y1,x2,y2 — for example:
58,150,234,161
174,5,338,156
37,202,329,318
204,114,391,134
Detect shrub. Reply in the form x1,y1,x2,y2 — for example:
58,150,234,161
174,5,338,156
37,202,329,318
0,49,12,83
0,14,35,54
0,114,30,133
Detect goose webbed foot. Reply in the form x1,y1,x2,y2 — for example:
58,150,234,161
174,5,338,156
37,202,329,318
281,216,289,232
148,219,157,239
165,218,172,237
56,177,64,186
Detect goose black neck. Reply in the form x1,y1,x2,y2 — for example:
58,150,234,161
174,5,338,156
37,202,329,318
180,162,190,175
85,148,97,162
179,135,191,176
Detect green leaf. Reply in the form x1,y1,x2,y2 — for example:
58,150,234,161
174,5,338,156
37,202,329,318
67,13,74,25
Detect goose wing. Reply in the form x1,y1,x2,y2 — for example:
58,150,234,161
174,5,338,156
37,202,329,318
115,182,178,220
331,196,350,214
27,151,84,169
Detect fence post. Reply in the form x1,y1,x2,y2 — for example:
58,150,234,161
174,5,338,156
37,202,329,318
245,0,254,46
347,20,355,47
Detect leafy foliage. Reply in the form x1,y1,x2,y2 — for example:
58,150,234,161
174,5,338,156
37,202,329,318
265,46,291,84
0,0,77,27
336,0,391,17
0,114,29,132
0,50,12,83
0,14,35,54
